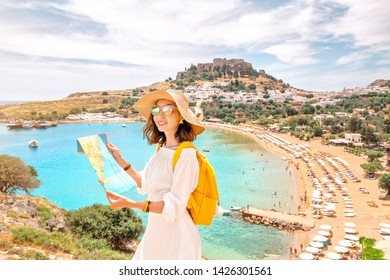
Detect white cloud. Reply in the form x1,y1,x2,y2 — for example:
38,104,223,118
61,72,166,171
263,43,318,65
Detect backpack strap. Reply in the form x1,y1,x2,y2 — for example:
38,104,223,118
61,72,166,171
172,141,197,170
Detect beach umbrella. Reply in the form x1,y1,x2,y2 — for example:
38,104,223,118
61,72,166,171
345,212,356,217
319,224,332,230
338,240,355,248
305,246,321,254
380,228,390,235
311,204,323,209
334,246,349,254
324,202,336,207
324,193,333,198
313,235,328,242
309,241,324,248
299,252,315,260
317,230,331,236
344,228,358,234
326,252,342,260
379,223,390,229
344,222,356,228
344,235,359,241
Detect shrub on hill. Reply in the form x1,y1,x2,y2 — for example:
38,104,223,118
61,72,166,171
66,204,144,251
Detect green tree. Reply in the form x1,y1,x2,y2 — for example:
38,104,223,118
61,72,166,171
248,84,257,91
360,161,384,178
0,155,41,195
366,151,384,162
285,107,298,116
384,119,390,134
66,204,144,250
347,116,362,133
301,104,315,114
378,173,390,194
360,237,384,260
330,125,343,134
312,125,324,137
360,126,379,144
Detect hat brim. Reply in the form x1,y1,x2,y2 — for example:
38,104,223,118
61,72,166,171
133,90,205,135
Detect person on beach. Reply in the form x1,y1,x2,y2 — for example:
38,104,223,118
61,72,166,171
105,89,205,260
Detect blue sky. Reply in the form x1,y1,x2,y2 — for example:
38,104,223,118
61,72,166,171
0,0,389,101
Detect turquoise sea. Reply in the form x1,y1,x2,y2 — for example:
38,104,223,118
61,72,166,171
0,122,298,260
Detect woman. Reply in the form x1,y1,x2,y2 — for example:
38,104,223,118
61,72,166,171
106,89,205,260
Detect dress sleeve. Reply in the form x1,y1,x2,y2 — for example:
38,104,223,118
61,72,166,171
161,148,199,223
136,170,147,195
136,154,155,195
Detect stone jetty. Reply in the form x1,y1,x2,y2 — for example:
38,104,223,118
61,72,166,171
240,208,315,231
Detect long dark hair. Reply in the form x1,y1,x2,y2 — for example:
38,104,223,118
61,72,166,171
143,114,197,145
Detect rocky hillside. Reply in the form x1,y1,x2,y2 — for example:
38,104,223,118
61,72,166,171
0,193,70,260
0,193,136,260
368,79,390,88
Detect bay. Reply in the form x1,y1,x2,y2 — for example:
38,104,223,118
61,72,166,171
0,122,298,260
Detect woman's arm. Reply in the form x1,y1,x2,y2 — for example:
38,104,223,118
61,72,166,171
107,143,142,187
106,191,164,214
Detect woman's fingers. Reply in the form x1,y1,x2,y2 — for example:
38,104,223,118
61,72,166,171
106,190,117,198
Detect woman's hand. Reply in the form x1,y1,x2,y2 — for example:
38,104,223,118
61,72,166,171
107,143,128,168
106,190,135,209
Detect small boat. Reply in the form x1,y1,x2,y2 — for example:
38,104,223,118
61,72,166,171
7,122,23,129
33,121,49,128
122,123,126,127
202,149,210,152
28,140,38,148
230,206,243,211
215,206,230,217
23,121,33,129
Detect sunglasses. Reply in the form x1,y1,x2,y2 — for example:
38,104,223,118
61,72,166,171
151,104,175,116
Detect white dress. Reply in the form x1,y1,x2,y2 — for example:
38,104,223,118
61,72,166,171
132,146,201,260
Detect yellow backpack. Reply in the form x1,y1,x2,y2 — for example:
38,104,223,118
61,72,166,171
157,141,219,226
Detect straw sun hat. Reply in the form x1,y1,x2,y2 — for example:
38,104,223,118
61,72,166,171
133,89,205,135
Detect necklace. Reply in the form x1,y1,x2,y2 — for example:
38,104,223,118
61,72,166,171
164,143,180,149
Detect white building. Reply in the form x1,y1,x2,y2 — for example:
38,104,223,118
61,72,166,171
345,133,362,143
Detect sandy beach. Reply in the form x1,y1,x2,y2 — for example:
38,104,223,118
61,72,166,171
206,122,390,260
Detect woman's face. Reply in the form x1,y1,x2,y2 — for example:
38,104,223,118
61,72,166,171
152,99,181,135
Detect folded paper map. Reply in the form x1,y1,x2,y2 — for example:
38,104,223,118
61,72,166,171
77,133,135,196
